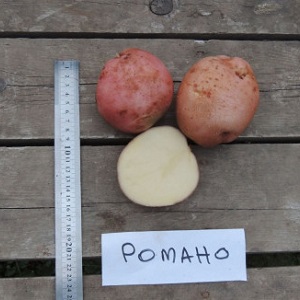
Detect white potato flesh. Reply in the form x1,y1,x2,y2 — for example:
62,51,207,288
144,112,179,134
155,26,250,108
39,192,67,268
117,126,199,207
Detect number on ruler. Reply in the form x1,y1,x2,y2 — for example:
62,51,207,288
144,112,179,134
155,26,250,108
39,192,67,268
55,60,82,300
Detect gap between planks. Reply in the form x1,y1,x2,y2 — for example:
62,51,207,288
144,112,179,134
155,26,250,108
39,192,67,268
1,252,300,278
1,32,300,41
1,137,300,148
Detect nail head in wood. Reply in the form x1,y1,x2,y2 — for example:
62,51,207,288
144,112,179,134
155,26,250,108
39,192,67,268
150,0,173,15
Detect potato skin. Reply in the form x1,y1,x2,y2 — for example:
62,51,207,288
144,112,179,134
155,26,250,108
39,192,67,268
176,55,259,147
96,48,174,133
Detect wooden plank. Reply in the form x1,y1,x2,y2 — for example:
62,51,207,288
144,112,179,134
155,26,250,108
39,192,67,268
1,206,299,259
0,0,299,35
0,39,300,141
1,267,300,300
1,145,300,259
2,39,300,86
1,144,300,210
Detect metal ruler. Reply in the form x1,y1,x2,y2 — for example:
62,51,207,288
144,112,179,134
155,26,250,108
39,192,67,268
54,60,83,300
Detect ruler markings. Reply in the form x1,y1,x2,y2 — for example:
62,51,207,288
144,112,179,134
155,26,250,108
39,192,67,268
54,60,83,300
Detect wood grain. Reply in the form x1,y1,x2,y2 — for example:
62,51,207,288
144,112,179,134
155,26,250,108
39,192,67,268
1,206,300,259
1,0,299,35
1,145,300,210
1,145,300,259
1,0,299,298
0,39,300,141
1,267,300,300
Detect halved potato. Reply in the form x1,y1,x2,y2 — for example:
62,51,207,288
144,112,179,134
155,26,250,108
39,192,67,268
117,126,199,207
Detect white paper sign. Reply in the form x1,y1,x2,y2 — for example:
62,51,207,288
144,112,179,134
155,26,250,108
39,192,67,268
101,229,247,286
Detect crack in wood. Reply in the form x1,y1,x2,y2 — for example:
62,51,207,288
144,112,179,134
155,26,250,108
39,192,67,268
0,78,7,92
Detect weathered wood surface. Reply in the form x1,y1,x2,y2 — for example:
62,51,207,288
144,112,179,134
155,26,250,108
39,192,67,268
1,206,300,259
1,267,300,300
1,144,300,210
1,0,299,35
0,39,300,141
1,145,300,259
1,1,300,298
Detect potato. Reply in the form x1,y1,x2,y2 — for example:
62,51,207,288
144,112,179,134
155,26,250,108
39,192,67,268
96,48,174,133
117,126,199,207
176,55,259,147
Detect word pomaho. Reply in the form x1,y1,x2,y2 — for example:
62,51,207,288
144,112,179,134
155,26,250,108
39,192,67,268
122,242,229,265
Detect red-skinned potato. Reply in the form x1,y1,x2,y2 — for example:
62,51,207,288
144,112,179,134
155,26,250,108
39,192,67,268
176,55,259,147
96,48,174,133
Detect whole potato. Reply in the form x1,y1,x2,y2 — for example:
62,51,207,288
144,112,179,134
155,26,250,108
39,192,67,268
176,55,259,147
96,48,174,133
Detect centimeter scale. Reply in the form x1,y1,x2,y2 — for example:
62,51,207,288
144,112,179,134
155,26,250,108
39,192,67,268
54,60,83,299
